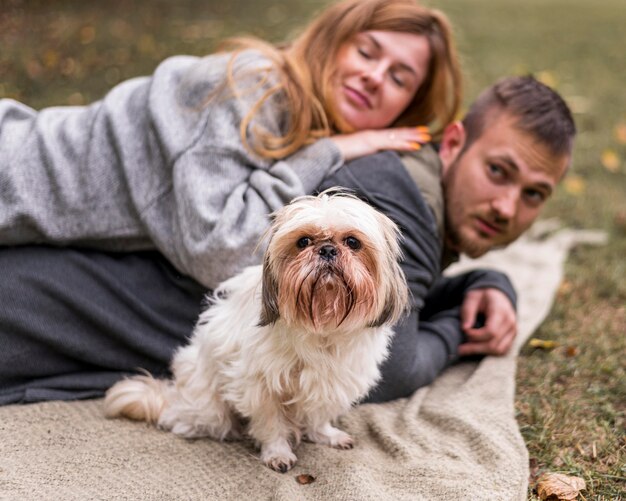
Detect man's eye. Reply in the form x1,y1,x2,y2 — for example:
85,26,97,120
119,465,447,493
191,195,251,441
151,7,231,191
345,236,361,250
297,237,311,248
488,163,505,178
524,189,546,205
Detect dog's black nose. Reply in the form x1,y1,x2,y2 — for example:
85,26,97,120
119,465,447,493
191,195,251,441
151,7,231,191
318,244,337,261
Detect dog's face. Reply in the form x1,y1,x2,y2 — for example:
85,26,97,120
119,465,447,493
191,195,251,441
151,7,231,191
260,191,408,334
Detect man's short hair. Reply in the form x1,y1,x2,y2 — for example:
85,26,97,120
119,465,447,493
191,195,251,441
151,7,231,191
462,75,576,157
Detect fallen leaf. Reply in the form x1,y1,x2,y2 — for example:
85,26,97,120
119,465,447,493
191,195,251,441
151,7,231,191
529,338,558,350
565,346,579,358
601,149,620,172
295,473,316,485
557,280,573,297
563,175,585,195
536,472,586,500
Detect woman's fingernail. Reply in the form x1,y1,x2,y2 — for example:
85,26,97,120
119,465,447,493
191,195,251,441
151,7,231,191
416,126,430,133
410,142,422,150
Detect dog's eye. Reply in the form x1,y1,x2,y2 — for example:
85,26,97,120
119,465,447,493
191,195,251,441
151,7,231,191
345,236,361,250
297,237,311,249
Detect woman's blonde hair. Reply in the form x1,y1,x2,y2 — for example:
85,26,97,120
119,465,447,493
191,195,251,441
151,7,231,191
221,0,462,159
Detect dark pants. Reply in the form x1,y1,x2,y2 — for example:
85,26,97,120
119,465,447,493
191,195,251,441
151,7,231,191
0,246,463,405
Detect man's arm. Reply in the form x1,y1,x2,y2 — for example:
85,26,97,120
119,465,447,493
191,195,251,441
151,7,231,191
425,271,518,357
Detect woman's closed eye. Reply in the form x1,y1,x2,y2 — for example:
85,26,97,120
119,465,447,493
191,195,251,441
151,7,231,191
390,70,406,87
357,47,372,59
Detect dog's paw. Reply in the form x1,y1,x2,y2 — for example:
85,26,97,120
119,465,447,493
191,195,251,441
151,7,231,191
263,452,297,473
333,432,354,450
260,441,297,473
307,424,354,449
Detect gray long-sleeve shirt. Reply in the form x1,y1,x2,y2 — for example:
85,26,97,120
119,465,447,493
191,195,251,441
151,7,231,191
0,51,343,289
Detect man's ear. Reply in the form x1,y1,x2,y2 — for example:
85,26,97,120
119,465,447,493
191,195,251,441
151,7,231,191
438,121,466,175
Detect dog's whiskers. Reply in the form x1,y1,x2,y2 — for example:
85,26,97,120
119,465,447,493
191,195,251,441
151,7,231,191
295,266,317,312
336,272,355,328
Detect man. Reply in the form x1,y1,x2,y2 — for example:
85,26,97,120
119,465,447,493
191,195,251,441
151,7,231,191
321,75,574,401
0,76,575,405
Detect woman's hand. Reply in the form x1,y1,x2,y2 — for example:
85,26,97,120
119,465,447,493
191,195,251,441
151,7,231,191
330,126,431,162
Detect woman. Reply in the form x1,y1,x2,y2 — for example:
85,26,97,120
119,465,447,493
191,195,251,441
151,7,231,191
0,0,462,404
0,0,460,289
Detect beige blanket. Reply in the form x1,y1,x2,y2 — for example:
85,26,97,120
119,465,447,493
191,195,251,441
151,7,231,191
0,223,605,501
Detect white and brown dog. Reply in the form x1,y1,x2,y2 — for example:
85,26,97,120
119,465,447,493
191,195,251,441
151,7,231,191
104,190,408,472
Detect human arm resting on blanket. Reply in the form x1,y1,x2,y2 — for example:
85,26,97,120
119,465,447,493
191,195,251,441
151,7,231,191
364,270,516,402
426,270,518,356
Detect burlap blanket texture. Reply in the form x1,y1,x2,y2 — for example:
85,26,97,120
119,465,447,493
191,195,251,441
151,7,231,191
0,222,606,500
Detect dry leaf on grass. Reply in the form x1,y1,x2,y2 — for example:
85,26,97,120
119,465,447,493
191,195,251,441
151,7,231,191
557,280,573,298
295,473,316,485
537,472,586,500
601,149,621,172
529,338,559,350
563,175,586,195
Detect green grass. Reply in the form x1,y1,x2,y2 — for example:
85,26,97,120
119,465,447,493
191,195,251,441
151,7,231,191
432,2,626,498
1,0,624,498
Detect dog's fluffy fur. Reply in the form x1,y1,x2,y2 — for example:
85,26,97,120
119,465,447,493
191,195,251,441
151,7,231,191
104,191,408,472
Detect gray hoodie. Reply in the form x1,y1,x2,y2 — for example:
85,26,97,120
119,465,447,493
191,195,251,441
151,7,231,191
0,51,343,289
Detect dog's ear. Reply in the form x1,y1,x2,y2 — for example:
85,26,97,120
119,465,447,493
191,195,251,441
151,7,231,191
368,216,410,330
368,261,409,327
258,253,280,326
367,302,392,329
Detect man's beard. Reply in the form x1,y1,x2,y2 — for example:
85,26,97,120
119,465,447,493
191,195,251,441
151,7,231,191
443,159,493,259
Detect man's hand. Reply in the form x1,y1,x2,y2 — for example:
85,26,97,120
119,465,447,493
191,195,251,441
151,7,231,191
459,288,517,356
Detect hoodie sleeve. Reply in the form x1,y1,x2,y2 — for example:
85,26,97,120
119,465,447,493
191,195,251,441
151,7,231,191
0,51,343,289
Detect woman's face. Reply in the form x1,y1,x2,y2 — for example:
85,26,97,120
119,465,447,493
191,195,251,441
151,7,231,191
333,30,431,131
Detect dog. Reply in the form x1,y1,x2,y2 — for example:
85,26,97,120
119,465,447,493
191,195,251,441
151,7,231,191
104,190,409,472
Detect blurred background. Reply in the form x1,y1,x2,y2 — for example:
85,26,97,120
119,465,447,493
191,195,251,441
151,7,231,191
1,0,624,497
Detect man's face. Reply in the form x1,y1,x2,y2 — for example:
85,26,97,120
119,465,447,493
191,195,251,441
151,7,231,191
441,112,570,258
